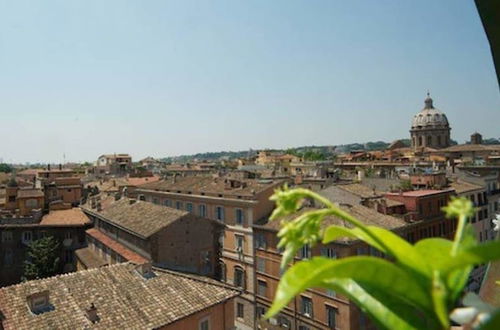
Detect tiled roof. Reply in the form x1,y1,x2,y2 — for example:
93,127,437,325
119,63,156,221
40,208,90,226
385,189,453,197
84,198,188,238
74,247,109,269
0,262,239,329
438,144,500,153
257,204,407,240
86,228,148,264
338,183,382,198
16,189,44,199
450,181,484,194
137,176,282,198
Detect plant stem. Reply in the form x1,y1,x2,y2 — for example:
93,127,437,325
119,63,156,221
451,213,467,256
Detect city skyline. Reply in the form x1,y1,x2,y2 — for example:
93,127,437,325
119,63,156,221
1,0,499,163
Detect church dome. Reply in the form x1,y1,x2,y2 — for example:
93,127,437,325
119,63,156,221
411,94,449,128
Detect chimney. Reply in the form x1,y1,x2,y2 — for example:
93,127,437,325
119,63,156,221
85,303,99,323
129,199,136,205
96,202,102,211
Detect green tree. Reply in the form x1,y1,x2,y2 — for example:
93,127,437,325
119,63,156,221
0,163,13,173
23,236,60,281
265,187,500,329
399,179,413,191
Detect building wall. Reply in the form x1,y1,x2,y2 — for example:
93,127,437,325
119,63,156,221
153,214,222,277
253,227,368,330
160,298,236,330
0,226,87,287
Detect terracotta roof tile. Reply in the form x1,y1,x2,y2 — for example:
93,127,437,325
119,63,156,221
40,208,90,226
0,262,239,329
86,228,148,264
84,198,188,238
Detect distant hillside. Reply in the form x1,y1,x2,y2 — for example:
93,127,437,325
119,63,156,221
161,139,413,163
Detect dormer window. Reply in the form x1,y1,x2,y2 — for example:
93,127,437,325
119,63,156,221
135,262,155,279
27,290,53,315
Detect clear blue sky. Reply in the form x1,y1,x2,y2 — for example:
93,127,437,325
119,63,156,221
0,0,498,163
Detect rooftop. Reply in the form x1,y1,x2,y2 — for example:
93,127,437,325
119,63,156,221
138,175,282,198
83,198,190,238
85,228,148,264
385,189,453,198
16,189,44,199
256,204,407,240
0,262,239,329
40,208,90,226
449,180,484,194
437,144,500,153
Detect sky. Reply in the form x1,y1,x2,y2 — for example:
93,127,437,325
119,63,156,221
0,0,498,164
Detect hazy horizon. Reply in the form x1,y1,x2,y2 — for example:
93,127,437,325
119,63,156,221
1,1,499,163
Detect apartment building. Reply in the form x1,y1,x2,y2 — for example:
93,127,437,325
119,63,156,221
133,175,285,330
78,196,223,277
95,153,132,175
0,208,91,287
0,262,239,329
252,203,457,330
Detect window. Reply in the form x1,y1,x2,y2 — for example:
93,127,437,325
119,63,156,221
164,199,171,207
237,302,244,318
199,317,210,330
234,267,245,288
186,203,193,212
175,201,183,210
216,206,225,222
22,231,33,244
235,235,244,253
278,315,291,328
255,232,267,249
138,195,145,201
321,247,337,259
326,305,337,329
4,249,13,265
235,209,244,225
256,257,266,272
64,250,73,263
256,306,266,318
257,280,267,297
299,244,311,259
198,204,207,217
64,231,72,240
300,296,313,317
1,231,13,243
152,198,159,204
220,262,227,282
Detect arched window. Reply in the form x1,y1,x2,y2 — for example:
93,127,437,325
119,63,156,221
418,136,423,147
412,137,416,147
427,136,432,146
234,266,245,289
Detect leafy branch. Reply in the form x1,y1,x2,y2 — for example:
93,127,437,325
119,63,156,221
266,186,500,329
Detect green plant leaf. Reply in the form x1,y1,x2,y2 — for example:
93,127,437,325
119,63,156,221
265,257,434,323
324,225,430,278
443,240,500,271
321,278,434,330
